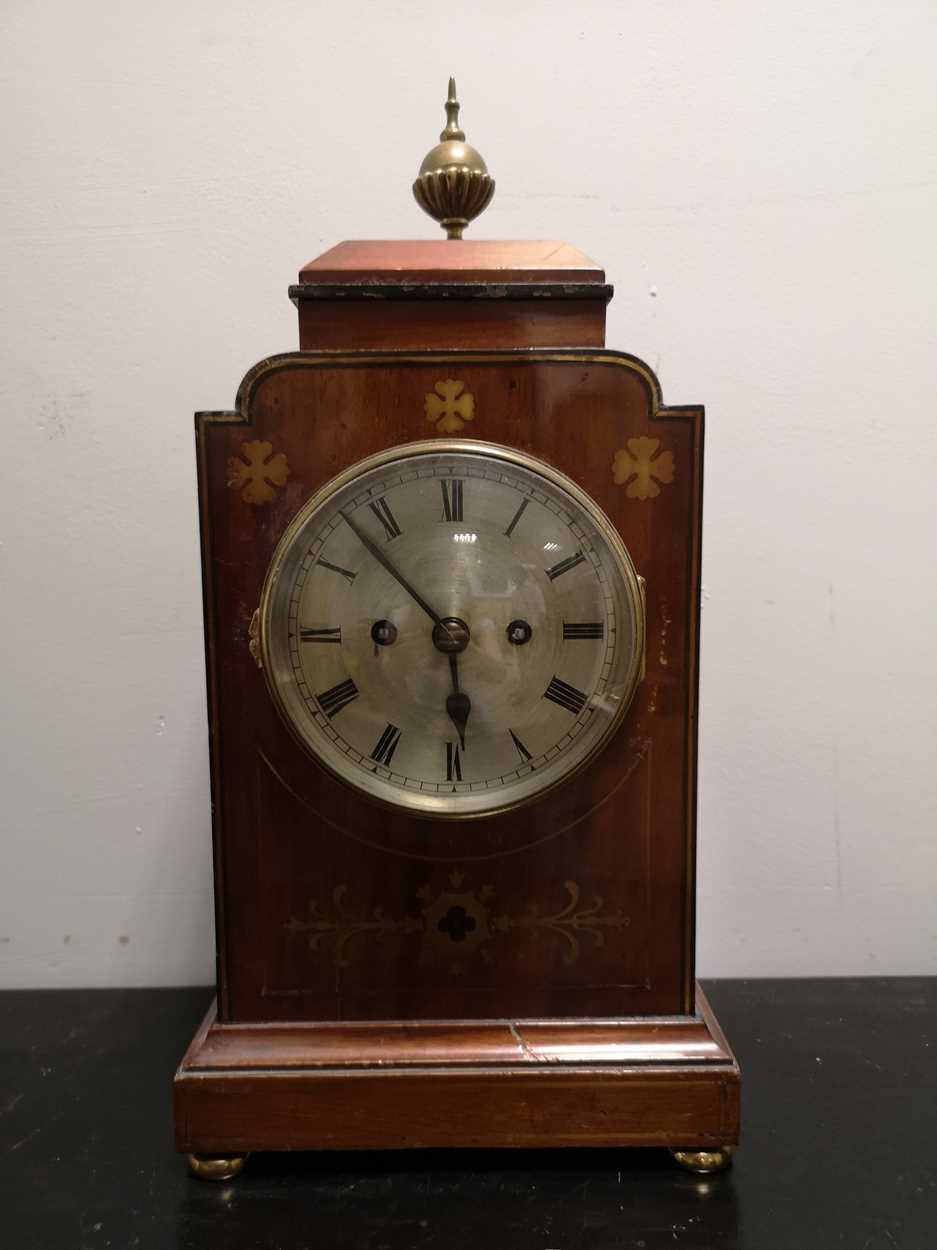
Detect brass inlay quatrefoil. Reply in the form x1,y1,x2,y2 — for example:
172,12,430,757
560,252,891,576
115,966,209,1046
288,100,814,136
612,437,675,500
425,379,475,434
227,440,290,505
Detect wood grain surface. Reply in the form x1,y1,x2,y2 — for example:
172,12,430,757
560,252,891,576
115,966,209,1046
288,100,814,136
197,350,702,1024
298,240,606,284
295,299,608,349
179,239,724,1158
175,988,739,1152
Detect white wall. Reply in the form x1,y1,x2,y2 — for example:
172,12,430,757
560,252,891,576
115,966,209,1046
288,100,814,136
1,0,935,988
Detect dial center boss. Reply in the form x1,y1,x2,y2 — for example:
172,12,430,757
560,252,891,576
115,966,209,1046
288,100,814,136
432,616,470,654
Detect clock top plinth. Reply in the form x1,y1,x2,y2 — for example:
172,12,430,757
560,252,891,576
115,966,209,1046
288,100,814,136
290,240,612,351
298,240,605,284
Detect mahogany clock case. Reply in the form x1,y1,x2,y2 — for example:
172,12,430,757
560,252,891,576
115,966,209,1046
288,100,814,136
175,240,739,1156
196,350,701,1025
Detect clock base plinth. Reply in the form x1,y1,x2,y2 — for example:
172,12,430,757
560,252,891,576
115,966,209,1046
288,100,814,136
174,986,739,1160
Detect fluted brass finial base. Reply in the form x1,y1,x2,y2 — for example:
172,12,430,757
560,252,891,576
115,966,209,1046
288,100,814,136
413,78,495,239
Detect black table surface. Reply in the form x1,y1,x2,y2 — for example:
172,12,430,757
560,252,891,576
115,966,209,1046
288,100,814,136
1,979,933,1249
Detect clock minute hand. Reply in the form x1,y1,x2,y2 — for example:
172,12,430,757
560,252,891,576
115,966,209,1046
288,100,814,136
339,509,445,628
340,508,467,743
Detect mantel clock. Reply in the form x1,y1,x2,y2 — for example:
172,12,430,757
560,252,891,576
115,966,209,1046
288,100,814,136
175,81,740,1180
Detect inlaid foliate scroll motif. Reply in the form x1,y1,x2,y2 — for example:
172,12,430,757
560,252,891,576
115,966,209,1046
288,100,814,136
286,873,629,977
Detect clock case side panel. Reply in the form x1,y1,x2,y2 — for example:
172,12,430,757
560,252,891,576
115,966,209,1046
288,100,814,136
195,406,251,1020
664,399,704,1014
195,350,704,1023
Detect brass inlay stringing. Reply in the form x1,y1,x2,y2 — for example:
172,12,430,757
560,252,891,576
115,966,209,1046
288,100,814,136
424,379,475,433
229,350,667,430
612,436,675,500
227,440,290,505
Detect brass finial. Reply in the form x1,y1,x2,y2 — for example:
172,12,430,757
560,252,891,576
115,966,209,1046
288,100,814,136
413,78,495,239
441,76,465,142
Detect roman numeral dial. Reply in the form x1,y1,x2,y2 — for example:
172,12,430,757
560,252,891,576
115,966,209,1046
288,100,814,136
546,551,586,581
544,676,589,715
318,558,356,584
317,677,359,718
440,479,464,522
509,729,533,764
504,497,529,537
264,442,644,819
300,626,341,643
368,497,402,541
446,741,463,782
370,723,401,767
563,622,604,640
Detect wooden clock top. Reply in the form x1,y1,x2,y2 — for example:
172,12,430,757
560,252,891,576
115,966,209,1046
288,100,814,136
292,240,611,351
298,240,605,285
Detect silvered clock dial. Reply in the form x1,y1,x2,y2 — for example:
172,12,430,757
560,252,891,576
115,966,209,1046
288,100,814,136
258,439,645,818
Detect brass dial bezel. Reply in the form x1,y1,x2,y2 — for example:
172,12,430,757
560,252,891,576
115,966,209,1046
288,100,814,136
258,439,645,820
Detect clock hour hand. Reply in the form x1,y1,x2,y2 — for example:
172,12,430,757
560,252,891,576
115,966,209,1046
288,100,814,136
339,509,446,630
446,654,471,750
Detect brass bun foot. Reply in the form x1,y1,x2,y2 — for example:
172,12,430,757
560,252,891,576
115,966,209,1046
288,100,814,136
670,1146,735,1175
187,1152,248,1181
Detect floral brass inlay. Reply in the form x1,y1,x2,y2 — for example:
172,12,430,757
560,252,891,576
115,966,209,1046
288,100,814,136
612,436,674,500
285,885,422,968
418,874,494,973
493,881,628,966
227,440,290,504
287,873,629,976
425,379,475,434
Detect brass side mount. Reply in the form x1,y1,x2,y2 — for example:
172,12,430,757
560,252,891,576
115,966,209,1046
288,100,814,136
413,78,495,239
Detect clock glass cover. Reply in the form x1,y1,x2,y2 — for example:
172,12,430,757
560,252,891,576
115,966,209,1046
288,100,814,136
259,439,645,818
